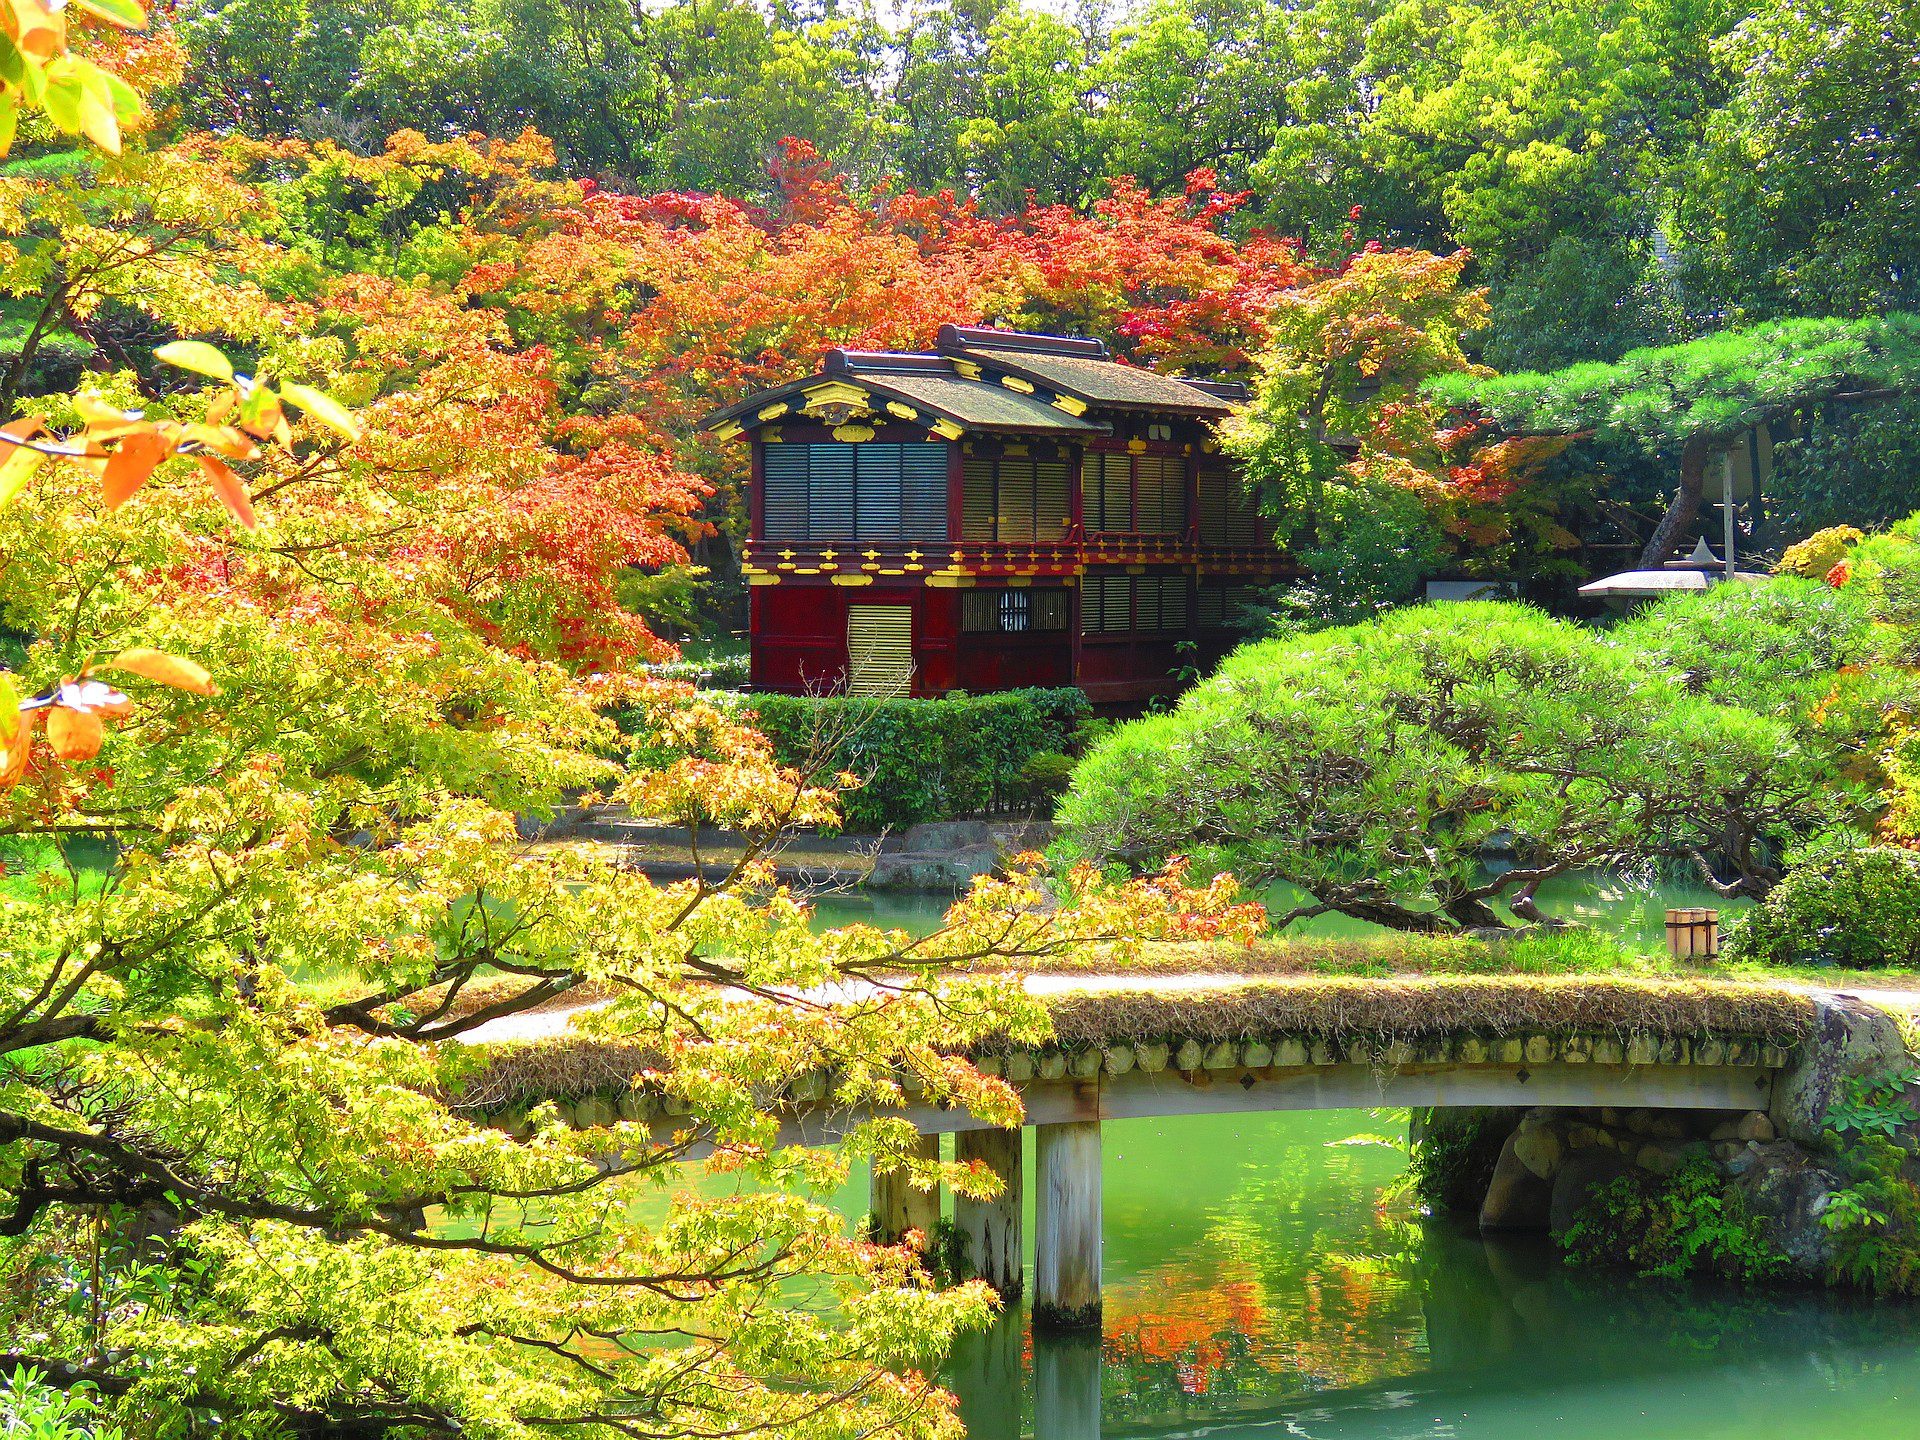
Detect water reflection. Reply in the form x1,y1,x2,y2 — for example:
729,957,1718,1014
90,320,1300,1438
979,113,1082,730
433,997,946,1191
944,1112,1920,1439
807,867,1747,949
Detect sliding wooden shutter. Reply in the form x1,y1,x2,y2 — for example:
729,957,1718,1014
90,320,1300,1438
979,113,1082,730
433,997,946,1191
847,605,914,696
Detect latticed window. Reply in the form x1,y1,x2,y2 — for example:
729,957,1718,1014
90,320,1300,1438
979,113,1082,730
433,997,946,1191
1197,582,1265,628
1134,455,1186,533
1080,572,1190,634
1084,450,1187,534
762,443,947,544
1084,452,1132,532
1136,574,1190,631
962,589,1069,633
961,451,1071,543
846,605,914,696
1197,460,1265,545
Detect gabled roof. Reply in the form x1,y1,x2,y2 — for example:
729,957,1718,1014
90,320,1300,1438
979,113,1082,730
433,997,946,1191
699,327,1241,440
700,350,1107,440
936,325,1239,418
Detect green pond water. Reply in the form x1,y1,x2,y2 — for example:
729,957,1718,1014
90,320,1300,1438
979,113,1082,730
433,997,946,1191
628,1110,1920,1438
937,1110,1920,1439
808,866,1747,949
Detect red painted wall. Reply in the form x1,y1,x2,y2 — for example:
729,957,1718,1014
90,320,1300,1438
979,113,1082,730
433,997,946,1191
1077,635,1186,706
750,586,847,694
749,586,965,697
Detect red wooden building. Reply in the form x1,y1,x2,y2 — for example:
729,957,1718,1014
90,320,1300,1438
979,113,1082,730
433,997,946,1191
700,326,1294,708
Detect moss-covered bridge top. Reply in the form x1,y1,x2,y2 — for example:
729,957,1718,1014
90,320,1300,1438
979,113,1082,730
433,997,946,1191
453,974,1825,1135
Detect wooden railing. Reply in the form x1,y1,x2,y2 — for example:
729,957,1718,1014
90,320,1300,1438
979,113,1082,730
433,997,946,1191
743,536,1294,579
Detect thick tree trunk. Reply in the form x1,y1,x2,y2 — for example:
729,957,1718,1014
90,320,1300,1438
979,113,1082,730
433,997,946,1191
1637,433,1721,568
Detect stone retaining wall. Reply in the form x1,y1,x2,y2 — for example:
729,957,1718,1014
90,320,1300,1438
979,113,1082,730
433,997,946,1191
1418,994,1920,1285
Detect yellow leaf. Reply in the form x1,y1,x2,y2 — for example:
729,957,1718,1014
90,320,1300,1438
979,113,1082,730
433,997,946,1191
0,671,21,752
153,340,234,382
73,392,139,427
74,78,118,154
108,647,216,696
10,0,65,61
0,440,42,506
179,422,259,460
0,418,44,508
279,381,362,441
68,0,144,28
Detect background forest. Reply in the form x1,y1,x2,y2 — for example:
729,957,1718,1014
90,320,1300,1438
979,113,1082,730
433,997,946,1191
173,0,1917,355
13,0,1917,638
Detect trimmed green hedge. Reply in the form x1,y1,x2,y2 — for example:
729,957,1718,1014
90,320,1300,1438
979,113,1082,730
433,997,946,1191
745,688,1091,832
1726,846,1920,970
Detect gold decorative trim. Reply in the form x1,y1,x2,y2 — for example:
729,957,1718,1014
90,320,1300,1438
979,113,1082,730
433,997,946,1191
802,380,873,409
1052,394,1088,416
831,574,875,587
1001,375,1036,394
757,401,790,421
709,419,744,441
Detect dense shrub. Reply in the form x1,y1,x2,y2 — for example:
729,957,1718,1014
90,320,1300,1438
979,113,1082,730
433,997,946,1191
1057,598,1848,933
1409,1108,1512,1212
1016,750,1078,807
744,688,1091,832
1773,526,1863,580
0,1368,125,1439
1560,1159,1788,1282
1611,572,1879,725
1765,397,1920,545
1725,846,1920,969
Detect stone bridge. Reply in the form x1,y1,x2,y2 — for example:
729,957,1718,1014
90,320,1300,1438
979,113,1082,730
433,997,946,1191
460,977,1902,1332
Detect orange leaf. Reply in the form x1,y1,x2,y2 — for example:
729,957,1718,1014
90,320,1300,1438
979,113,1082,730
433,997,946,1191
196,453,256,529
100,430,172,509
46,705,103,761
108,647,216,696
0,727,31,787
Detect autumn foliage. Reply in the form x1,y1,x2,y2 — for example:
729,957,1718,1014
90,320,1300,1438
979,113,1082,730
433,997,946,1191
0,30,1278,1439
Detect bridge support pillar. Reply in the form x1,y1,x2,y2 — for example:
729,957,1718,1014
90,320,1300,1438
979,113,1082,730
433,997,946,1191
871,1132,941,1250
954,1128,1023,1299
1034,1119,1101,1330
